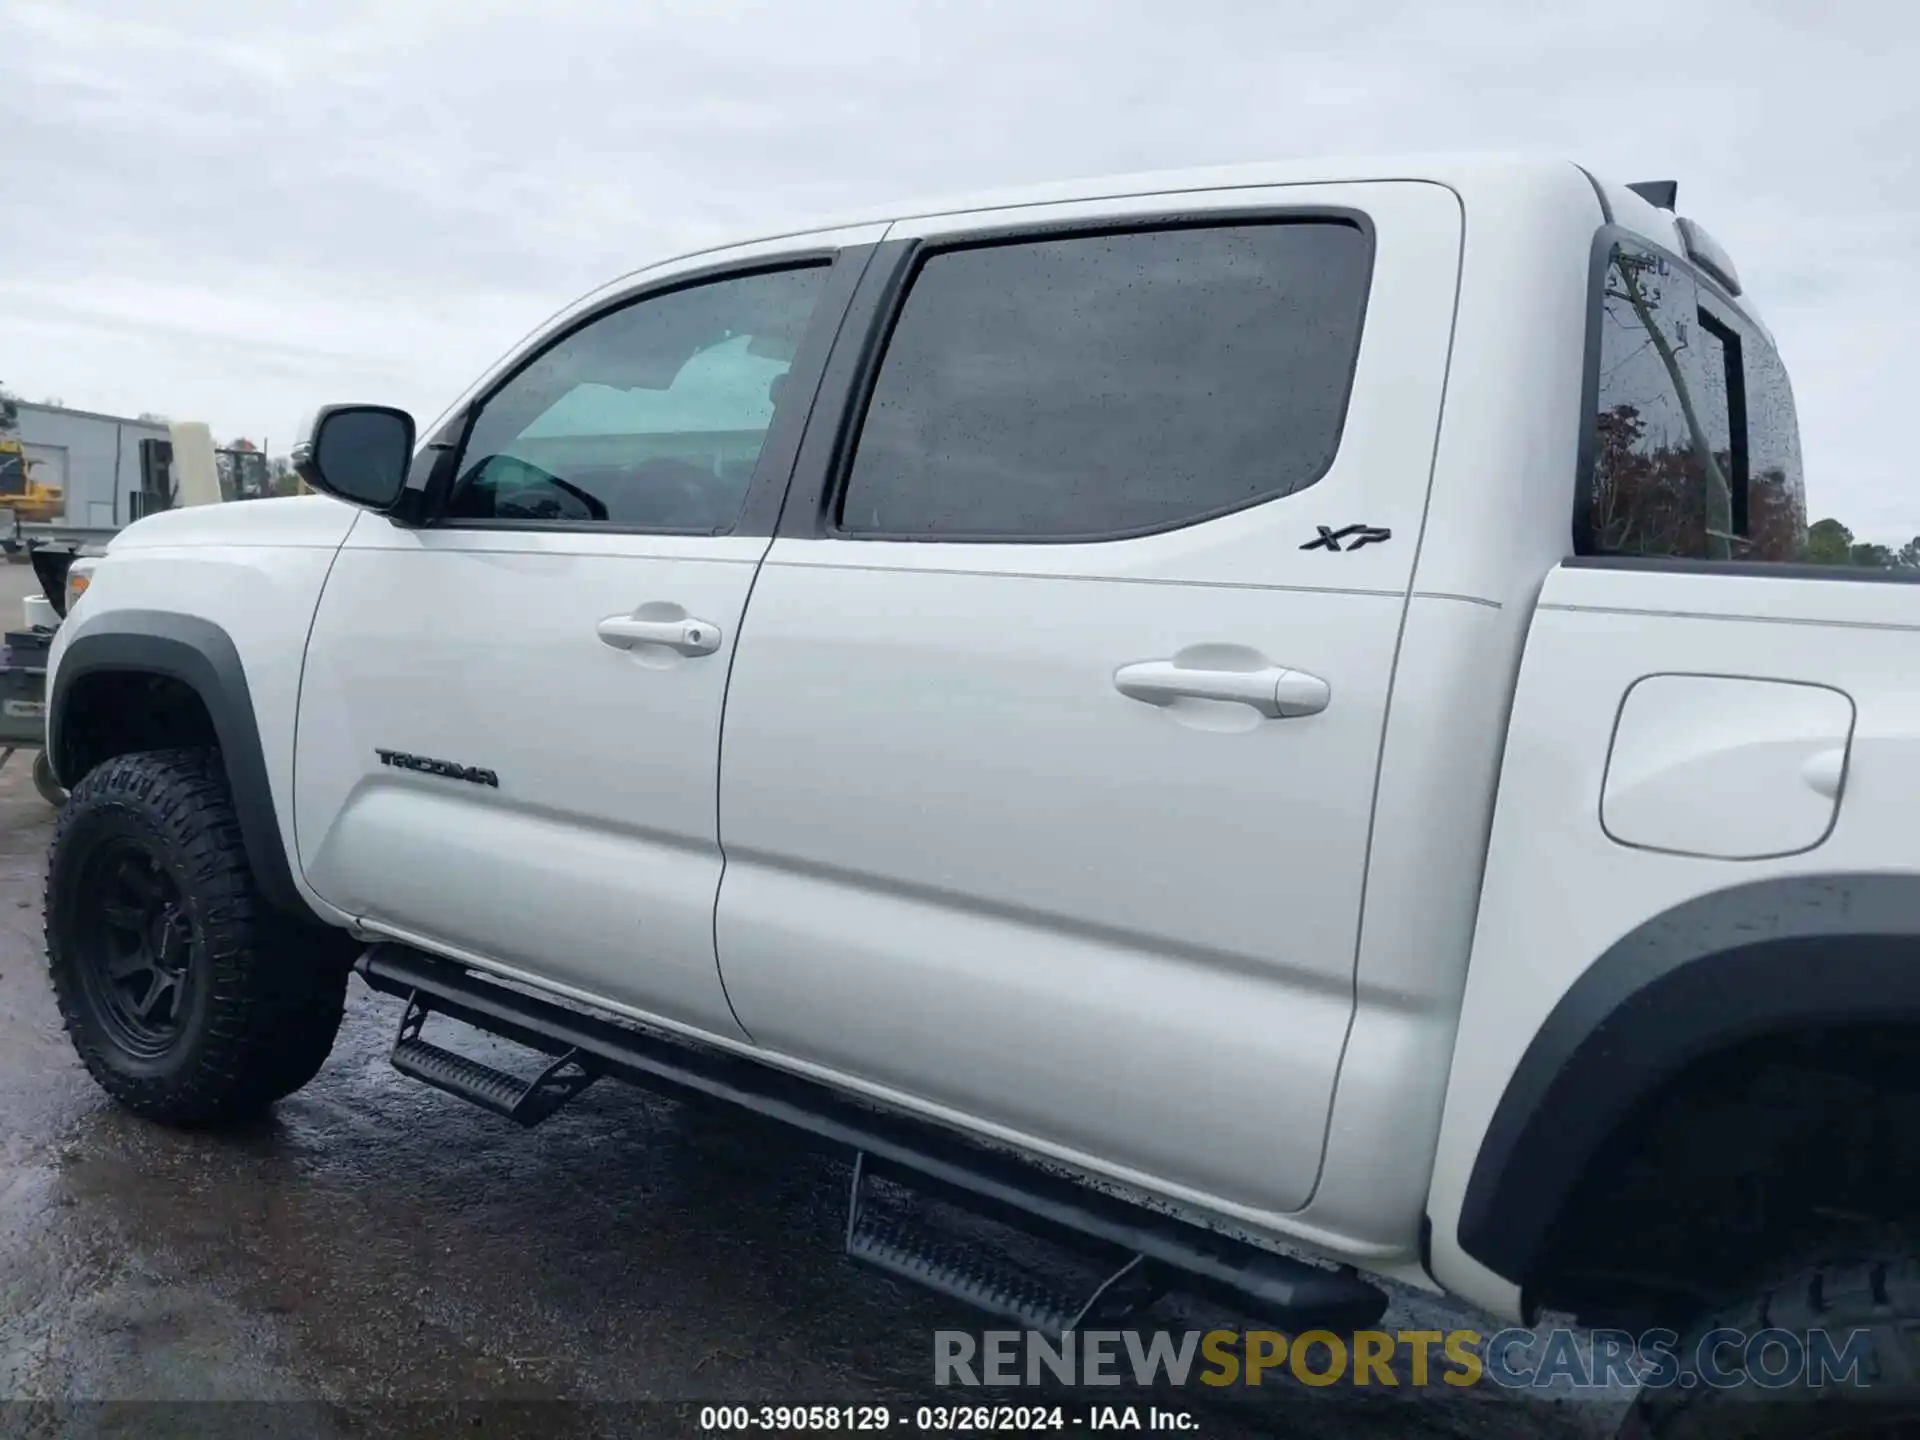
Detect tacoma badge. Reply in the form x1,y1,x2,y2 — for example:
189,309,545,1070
375,748,499,788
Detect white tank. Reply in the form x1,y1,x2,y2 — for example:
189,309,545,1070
166,421,223,508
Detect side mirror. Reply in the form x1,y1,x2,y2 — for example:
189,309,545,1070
292,404,416,511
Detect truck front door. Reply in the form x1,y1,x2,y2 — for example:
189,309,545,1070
292,231,879,1036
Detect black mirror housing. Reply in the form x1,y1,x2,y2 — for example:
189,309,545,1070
292,404,417,512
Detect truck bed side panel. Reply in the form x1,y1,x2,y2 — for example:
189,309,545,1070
1427,563,1920,1317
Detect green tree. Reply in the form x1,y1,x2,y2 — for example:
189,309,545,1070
1804,518,1854,564
1802,519,1918,569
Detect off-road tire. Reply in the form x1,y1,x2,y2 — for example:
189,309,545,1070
45,747,350,1126
1619,1250,1920,1439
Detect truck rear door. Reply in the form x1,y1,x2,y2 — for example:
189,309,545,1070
716,181,1463,1221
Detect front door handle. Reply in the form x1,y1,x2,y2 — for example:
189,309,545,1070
597,613,721,656
1113,660,1330,719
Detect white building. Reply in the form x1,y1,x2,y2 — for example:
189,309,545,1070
10,402,172,528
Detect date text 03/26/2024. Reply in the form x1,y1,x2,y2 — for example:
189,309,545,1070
698,1405,1196,1432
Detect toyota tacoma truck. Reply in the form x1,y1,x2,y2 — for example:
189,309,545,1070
39,156,1919,1434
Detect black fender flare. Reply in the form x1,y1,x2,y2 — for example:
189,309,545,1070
49,609,317,924
1457,874,1920,1287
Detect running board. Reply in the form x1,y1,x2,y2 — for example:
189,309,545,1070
390,991,597,1126
845,1153,1169,1335
357,942,1389,1333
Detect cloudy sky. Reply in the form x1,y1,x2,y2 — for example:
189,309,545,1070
3,0,1915,536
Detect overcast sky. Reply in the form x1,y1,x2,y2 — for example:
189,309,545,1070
3,0,1915,536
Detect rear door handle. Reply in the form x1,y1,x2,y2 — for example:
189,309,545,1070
1113,660,1330,719
597,614,721,656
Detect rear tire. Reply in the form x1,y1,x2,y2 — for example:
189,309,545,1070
45,747,351,1126
1620,1246,1920,1439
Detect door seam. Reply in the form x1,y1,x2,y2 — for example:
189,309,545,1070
1304,184,1469,1215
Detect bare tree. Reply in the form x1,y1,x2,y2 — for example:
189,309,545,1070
1606,251,1735,561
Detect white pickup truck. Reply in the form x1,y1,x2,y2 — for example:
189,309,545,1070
39,155,1919,1434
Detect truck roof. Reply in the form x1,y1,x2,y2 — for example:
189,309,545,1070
651,152,1627,256
614,151,1751,325
829,150,1597,227
887,151,1743,309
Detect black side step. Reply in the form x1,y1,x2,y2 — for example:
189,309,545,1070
357,942,1390,1333
846,1154,1168,1335
389,991,597,1126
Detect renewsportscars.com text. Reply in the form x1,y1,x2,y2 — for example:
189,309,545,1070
935,1326,1874,1393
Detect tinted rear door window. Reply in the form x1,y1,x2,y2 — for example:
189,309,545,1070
837,220,1373,540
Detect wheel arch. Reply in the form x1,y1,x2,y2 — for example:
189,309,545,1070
1457,874,1920,1307
49,609,315,923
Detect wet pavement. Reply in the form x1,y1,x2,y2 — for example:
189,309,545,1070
0,758,1603,1438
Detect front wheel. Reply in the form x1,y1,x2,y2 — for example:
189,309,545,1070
45,747,351,1126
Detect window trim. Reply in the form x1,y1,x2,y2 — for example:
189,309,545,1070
1564,554,1920,586
783,208,1377,547
1694,304,1750,539
425,248,872,539
1572,223,1806,570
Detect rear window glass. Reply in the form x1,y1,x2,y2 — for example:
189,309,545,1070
1586,240,1805,562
